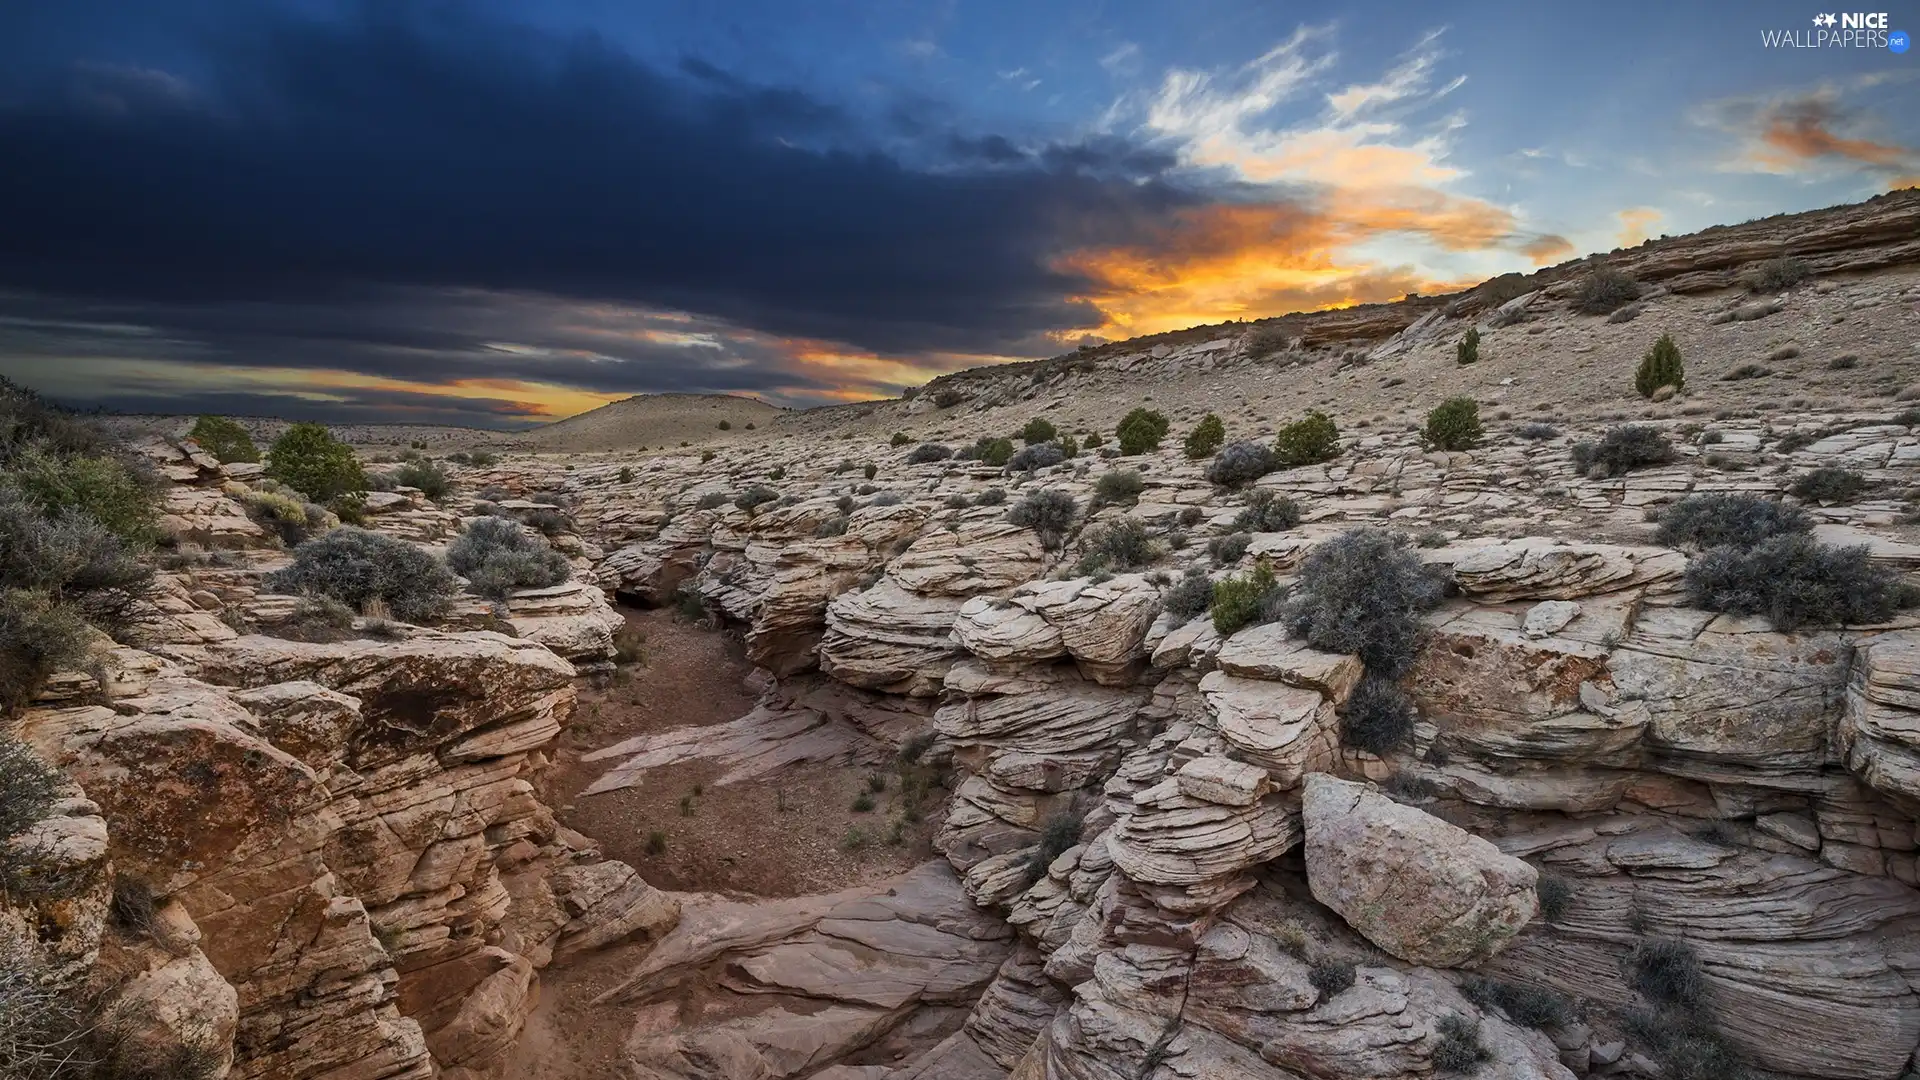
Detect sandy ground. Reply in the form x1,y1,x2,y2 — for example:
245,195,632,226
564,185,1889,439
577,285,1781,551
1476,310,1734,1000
505,607,945,1079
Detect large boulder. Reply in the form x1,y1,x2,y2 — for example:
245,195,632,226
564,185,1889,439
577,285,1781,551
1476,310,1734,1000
1302,774,1538,967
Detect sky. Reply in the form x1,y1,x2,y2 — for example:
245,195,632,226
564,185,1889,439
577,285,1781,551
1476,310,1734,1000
0,0,1914,428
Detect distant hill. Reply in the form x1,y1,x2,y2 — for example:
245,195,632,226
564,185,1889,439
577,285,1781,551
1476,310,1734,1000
518,392,790,452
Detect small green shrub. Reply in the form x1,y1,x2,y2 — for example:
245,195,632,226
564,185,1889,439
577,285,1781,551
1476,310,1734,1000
265,423,367,505
1621,1008,1749,1080
1629,938,1705,1007
863,462,878,479
1272,411,1341,467
0,591,93,713
267,527,458,623
1020,418,1057,445
1515,422,1559,441
1083,431,1105,449
890,432,912,447
1162,567,1213,625
1431,1014,1491,1072
1116,408,1170,455
1308,959,1355,996
1284,528,1446,677
1341,674,1416,755
1183,414,1226,459
1461,976,1570,1030
1208,532,1252,565
1423,399,1483,451
618,466,635,483
1570,425,1675,478
0,735,64,845
186,415,258,463
446,517,571,600
1745,256,1810,293
717,420,732,430
11,450,160,545
1456,327,1479,365
1075,518,1156,575
1007,443,1066,471
1654,494,1810,549
1722,363,1770,382
1094,470,1145,505
932,387,966,408
735,486,779,514
1636,334,1686,398
393,457,451,501
1232,489,1301,532
1536,871,1574,923
975,487,1007,506
1683,533,1915,630
1024,810,1084,883
1790,466,1869,505
1210,563,1283,636
906,443,953,464
1207,441,1276,486
1007,489,1077,547
1575,266,1642,315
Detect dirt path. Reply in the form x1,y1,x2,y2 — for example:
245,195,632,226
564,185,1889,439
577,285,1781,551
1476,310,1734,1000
505,607,944,1079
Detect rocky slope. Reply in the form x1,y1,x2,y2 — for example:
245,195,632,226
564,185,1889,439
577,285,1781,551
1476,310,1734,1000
7,189,1920,1080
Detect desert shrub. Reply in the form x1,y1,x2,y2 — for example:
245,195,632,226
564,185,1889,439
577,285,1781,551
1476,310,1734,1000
702,449,717,463
1075,518,1156,575
1476,272,1534,306
1536,871,1573,923
1208,532,1252,565
1629,938,1705,1007
1232,489,1301,532
265,423,366,506
1621,1009,1748,1080
528,490,571,508
890,432,912,447
862,462,878,479
0,591,93,713
618,466,635,483
1094,470,1145,505
364,471,397,493
1083,431,1105,449
0,489,153,627
446,517,570,600
734,486,779,514
1007,443,1066,471
1057,434,1079,459
1431,1014,1490,1072
267,527,457,623
1025,810,1085,883
1455,327,1479,365
1570,425,1675,478
273,594,359,643
0,937,97,1079
1207,442,1276,486
186,415,258,463
1790,466,1869,505
523,507,570,535
1461,977,1570,1030
932,387,966,408
1272,411,1341,467
943,494,972,510
1341,674,1416,756
813,515,849,538
1183,414,1226,459
1515,422,1560,441
1745,256,1810,293
0,735,64,846
1210,563,1283,636
1008,489,1076,546
975,487,1007,506
1574,266,1642,314
906,442,952,464
1423,398,1483,451
1683,533,1915,630
1284,528,1446,678
1162,568,1213,625
957,437,1015,465
1308,959,1356,996
694,492,729,511
10,449,160,545
1654,494,1810,549
1116,408,1170,455
463,449,498,467
1828,354,1859,370
1721,363,1769,382
393,457,451,500
1636,334,1686,398
1608,303,1645,324
0,375,108,460
1020,418,1058,445
717,420,731,430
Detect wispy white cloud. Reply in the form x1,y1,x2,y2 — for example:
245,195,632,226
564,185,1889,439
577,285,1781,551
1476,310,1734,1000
1100,42,1141,76
1325,28,1447,117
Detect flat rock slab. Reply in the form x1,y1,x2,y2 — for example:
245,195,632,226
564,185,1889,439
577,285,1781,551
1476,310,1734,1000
580,704,886,793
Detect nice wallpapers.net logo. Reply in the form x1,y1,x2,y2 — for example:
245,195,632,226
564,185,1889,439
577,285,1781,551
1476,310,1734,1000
1761,11,1909,49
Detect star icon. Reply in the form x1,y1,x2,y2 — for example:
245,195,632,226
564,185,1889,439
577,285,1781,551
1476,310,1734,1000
1819,13,1838,26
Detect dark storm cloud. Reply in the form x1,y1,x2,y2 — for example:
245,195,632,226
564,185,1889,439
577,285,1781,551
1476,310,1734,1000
0,2,1204,370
